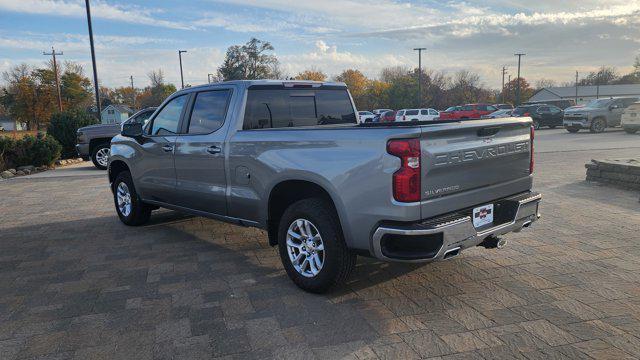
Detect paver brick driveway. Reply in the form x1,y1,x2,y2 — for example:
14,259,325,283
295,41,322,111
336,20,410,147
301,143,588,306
1,147,640,359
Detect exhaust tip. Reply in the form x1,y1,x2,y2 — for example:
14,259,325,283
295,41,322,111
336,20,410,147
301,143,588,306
443,247,461,259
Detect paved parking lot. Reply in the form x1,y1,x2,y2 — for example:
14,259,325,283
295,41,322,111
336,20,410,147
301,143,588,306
1,130,640,359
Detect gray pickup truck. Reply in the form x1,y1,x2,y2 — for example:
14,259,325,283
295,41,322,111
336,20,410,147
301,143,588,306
563,97,639,133
76,107,156,169
108,80,541,292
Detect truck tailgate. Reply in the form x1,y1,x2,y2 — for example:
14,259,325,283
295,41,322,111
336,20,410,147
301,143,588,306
420,118,532,215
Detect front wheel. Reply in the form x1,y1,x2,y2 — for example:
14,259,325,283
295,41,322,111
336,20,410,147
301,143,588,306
113,171,152,226
566,127,580,133
91,143,110,170
278,198,356,293
590,118,606,133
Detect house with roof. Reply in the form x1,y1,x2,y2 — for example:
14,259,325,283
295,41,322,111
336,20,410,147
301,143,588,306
529,84,640,106
100,104,133,124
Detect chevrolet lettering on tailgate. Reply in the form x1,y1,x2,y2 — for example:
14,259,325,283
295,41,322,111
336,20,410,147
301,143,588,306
433,141,529,167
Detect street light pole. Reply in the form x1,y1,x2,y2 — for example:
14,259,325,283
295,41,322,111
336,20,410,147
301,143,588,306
514,53,526,106
413,48,426,107
501,66,508,104
85,0,101,116
178,50,187,89
575,71,579,105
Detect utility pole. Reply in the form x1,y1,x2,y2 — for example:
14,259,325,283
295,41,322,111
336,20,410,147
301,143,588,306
85,0,101,116
413,47,426,107
514,53,526,106
501,66,508,103
596,66,601,99
130,75,135,109
207,73,214,84
43,47,63,112
575,71,579,105
178,50,187,89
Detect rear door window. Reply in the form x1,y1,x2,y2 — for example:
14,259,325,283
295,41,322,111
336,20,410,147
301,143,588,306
406,110,419,115
243,88,356,129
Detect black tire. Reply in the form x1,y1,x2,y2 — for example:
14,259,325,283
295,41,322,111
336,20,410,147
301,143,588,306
566,127,580,133
590,118,606,133
277,197,356,293
549,125,557,129
623,127,638,134
91,143,110,170
113,171,152,226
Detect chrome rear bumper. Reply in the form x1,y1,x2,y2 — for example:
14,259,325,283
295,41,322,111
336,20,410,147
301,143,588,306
371,192,541,262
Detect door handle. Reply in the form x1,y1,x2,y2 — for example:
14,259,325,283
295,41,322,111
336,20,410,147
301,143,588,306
162,145,174,152
206,145,222,154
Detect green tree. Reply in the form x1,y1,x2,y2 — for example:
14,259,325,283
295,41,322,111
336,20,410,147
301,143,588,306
60,62,93,110
47,109,97,158
217,38,280,80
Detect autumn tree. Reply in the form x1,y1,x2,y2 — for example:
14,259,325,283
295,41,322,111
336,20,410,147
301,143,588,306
335,69,369,108
502,77,534,105
136,70,176,108
294,68,327,81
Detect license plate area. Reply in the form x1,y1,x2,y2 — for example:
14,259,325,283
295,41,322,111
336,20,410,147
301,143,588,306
472,204,494,228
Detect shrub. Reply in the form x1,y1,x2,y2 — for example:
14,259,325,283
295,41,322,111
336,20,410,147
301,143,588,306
0,134,61,171
47,109,98,159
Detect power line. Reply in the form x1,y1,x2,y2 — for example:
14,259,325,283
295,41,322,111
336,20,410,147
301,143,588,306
43,47,63,112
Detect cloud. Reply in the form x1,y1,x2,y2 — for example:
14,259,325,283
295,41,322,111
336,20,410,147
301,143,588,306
279,40,411,79
0,0,193,30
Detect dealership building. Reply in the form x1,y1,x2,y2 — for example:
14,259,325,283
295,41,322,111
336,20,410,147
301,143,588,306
529,84,640,106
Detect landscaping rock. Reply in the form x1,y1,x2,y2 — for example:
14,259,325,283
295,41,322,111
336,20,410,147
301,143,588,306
15,170,25,176
586,158,640,191
16,165,35,172
1,170,14,179
7,168,17,175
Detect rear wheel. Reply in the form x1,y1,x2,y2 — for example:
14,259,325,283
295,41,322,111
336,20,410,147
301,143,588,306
277,197,356,293
113,171,152,226
91,143,110,170
590,118,606,133
623,127,638,134
566,127,580,133
549,125,557,129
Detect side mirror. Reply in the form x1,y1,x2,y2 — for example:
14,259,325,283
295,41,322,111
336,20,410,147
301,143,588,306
121,122,143,138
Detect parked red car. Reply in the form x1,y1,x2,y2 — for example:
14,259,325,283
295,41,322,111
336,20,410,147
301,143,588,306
438,103,498,120
379,110,396,122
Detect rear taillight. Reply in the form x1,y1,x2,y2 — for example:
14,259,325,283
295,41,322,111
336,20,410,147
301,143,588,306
524,112,530,117
387,139,421,202
529,125,535,174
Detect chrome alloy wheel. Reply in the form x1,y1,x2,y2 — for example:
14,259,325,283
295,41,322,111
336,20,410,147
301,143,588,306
96,147,110,168
286,219,325,278
116,182,132,217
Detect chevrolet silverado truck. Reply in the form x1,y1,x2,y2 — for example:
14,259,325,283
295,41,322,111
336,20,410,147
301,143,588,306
76,107,156,169
108,80,541,293
563,97,639,133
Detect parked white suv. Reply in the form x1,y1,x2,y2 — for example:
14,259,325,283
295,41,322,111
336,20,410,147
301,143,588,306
396,108,439,122
622,102,640,134
358,111,375,123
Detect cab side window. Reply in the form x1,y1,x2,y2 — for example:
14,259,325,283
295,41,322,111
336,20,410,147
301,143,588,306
150,95,188,136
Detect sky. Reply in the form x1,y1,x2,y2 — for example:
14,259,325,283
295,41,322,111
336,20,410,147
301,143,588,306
1,0,639,89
